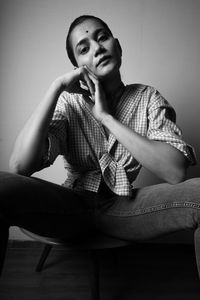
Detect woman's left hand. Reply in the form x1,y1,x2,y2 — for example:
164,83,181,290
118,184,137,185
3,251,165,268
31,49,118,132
87,72,110,122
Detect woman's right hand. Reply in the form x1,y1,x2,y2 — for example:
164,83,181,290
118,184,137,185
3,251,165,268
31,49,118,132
57,66,95,97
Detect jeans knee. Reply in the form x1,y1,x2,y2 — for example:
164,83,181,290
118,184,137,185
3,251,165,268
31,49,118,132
186,177,200,187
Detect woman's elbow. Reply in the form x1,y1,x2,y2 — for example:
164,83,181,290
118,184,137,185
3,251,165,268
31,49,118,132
9,160,25,176
165,153,190,185
166,166,188,185
9,156,33,176
9,155,20,173
167,174,186,185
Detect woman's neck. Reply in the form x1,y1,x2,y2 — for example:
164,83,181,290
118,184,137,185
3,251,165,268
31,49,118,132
101,72,125,108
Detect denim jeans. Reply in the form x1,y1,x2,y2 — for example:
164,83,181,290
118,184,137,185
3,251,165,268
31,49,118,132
1,171,200,275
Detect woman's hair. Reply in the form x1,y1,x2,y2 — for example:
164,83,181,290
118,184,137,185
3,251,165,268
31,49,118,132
66,15,113,66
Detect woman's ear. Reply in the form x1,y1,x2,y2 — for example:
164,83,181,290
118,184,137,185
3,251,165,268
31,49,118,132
115,38,122,57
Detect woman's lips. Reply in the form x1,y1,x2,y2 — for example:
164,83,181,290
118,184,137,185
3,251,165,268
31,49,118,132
96,55,112,67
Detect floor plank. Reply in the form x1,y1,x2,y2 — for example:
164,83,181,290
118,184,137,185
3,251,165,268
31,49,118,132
0,241,200,299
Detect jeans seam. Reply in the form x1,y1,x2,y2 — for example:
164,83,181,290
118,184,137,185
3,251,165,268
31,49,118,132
102,201,200,217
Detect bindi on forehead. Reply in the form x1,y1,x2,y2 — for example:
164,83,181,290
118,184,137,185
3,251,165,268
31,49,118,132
78,19,102,34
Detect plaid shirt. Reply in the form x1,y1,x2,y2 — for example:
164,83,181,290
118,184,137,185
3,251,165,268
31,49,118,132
43,84,196,196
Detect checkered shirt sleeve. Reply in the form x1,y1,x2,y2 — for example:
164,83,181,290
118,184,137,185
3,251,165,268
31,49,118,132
147,87,196,165
42,95,68,167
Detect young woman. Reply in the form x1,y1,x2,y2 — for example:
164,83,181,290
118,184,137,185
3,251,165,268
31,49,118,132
1,15,200,276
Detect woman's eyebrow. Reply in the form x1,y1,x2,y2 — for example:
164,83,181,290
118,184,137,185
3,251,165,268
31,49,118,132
76,38,88,50
75,28,108,51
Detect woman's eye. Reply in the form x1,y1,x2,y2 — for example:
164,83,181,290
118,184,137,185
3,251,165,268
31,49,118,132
80,46,89,54
98,34,108,42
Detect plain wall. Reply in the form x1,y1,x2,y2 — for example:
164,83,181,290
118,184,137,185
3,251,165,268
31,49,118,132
0,0,199,240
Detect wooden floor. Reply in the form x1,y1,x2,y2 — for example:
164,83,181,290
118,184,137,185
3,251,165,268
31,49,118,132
0,241,200,300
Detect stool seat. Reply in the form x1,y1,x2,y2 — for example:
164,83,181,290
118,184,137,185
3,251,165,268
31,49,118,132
20,228,131,249
20,228,132,300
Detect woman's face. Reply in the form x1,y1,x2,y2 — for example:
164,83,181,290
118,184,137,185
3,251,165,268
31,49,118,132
70,19,122,80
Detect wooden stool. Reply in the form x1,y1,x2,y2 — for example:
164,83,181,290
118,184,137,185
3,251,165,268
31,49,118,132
20,228,132,300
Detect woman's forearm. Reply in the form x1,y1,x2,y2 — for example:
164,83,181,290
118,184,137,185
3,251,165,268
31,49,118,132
9,79,63,176
102,114,188,184
9,67,96,176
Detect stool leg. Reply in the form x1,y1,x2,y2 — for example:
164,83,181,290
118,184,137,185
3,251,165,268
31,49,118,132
88,250,100,300
0,225,9,277
194,227,200,280
36,244,53,272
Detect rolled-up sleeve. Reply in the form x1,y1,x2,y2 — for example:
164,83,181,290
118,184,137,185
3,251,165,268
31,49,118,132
147,88,196,166
42,94,68,168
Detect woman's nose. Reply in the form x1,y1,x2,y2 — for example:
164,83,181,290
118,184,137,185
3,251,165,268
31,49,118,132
93,41,105,57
